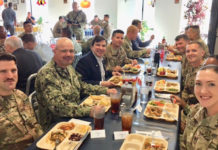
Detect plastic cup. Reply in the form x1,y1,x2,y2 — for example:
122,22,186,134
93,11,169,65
121,108,133,133
93,106,105,130
110,93,121,114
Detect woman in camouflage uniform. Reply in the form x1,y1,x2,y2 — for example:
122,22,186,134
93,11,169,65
180,65,218,150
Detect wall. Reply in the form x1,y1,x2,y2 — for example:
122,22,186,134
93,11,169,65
154,0,183,44
94,0,117,29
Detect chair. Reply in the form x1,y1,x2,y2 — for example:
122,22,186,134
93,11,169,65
29,91,39,122
25,73,37,96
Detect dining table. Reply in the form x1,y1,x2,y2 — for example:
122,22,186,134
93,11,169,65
27,49,182,150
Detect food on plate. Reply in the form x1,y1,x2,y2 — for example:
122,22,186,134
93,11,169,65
157,67,166,76
154,80,180,93
50,129,67,143
144,140,166,150
90,95,104,100
149,100,165,107
122,64,141,73
58,122,75,131
74,124,90,134
69,133,83,141
166,53,182,61
109,76,122,84
145,106,163,117
98,98,110,107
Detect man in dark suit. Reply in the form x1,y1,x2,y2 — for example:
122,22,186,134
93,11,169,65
4,36,44,93
76,36,119,86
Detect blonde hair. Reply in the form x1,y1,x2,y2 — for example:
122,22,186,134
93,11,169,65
127,25,138,34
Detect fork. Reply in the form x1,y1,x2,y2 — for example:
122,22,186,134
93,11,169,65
54,139,60,150
151,131,155,147
163,109,178,121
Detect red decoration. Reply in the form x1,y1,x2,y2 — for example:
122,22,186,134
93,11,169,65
80,0,91,8
37,0,46,6
0,0,4,6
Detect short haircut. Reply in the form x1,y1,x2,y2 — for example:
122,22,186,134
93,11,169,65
132,19,141,27
199,64,218,74
187,41,204,50
93,25,101,35
21,34,36,43
185,26,190,31
0,52,16,63
175,34,189,41
59,16,63,20
112,29,124,37
4,36,23,50
104,14,109,18
189,25,200,35
61,27,72,39
127,25,138,34
94,15,98,18
23,21,32,27
8,2,12,7
91,35,107,46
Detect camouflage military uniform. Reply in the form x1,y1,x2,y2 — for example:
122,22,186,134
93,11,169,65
0,39,5,52
0,90,43,150
66,10,87,40
35,59,107,130
52,21,67,38
81,37,94,55
181,54,188,88
105,43,132,71
122,36,148,59
180,104,218,150
90,19,102,27
195,38,210,58
182,62,204,105
101,20,111,41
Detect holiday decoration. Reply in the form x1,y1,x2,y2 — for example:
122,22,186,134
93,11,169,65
37,0,46,6
80,0,91,8
184,0,207,25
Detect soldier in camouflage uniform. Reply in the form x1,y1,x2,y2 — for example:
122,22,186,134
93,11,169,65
0,26,7,52
122,25,150,59
181,41,205,105
0,53,42,150
180,65,218,150
101,14,111,41
90,15,101,28
104,29,136,72
35,37,116,130
186,25,210,57
66,2,87,41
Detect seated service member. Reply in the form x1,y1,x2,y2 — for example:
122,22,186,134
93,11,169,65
180,65,218,150
123,25,151,59
35,37,116,130
105,29,137,72
53,16,66,38
131,19,154,50
171,41,205,108
0,52,42,150
5,36,44,93
18,21,34,39
76,36,118,86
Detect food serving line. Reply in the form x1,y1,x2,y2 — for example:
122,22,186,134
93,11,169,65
27,50,182,150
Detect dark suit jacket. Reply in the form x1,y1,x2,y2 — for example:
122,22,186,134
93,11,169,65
13,48,44,93
76,51,112,85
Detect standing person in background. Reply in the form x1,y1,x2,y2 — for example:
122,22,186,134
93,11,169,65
101,14,111,41
0,26,7,52
66,2,87,41
131,19,154,51
26,12,36,25
52,16,66,38
2,2,16,35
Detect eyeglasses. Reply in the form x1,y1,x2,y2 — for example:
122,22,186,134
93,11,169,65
59,49,74,53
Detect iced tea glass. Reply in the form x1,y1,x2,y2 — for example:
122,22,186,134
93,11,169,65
93,106,105,130
110,93,121,114
121,108,133,133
